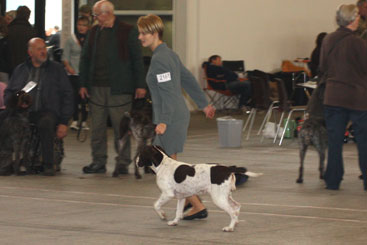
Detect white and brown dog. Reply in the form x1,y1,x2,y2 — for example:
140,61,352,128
136,145,262,232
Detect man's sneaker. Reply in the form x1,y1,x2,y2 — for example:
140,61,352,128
83,163,106,174
81,121,90,130
70,121,79,130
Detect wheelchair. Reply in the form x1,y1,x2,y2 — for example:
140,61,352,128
25,123,64,174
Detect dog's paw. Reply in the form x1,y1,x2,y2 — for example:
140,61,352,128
222,226,235,232
167,220,178,226
296,178,303,184
155,210,167,220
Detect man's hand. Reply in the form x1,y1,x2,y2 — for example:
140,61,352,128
155,123,167,135
135,88,147,99
203,104,216,119
57,124,68,139
79,87,89,100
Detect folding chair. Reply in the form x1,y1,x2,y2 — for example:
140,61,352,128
202,64,239,110
272,77,307,146
242,71,272,140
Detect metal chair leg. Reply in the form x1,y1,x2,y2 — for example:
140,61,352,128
246,109,257,140
257,101,279,135
273,111,285,144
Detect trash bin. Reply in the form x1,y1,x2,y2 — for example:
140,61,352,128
216,117,243,147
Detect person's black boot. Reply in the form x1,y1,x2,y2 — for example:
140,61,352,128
43,163,55,176
83,163,106,174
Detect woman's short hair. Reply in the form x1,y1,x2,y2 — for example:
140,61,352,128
336,4,359,27
137,14,164,40
78,16,90,26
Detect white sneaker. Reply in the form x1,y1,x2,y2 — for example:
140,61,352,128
70,121,79,130
82,121,90,130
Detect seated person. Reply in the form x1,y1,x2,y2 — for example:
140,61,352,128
4,38,74,176
205,55,252,110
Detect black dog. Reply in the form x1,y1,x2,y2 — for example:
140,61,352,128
297,83,327,184
113,98,156,178
0,91,32,175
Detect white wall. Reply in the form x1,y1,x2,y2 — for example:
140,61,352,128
181,0,356,82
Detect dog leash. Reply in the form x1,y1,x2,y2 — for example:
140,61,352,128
88,98,132,108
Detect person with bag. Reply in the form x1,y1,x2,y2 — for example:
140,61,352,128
62,16,90,130
320,4,367,191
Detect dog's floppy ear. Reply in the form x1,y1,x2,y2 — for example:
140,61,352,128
152,145,169,157
137,145,164,167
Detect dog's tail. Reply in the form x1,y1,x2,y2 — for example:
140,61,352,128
244,171,263,178
119,113,131,138
229,165,263,177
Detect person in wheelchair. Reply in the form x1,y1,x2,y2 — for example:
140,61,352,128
5,38,74,176
205,55,252,110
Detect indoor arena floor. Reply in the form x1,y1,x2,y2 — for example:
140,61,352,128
0,111,366,245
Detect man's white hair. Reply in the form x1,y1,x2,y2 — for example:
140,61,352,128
96,0,114,14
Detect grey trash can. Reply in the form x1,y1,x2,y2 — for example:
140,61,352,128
216,117,243,147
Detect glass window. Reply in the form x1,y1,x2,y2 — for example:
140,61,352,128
6,0,35,25
87,0,172,11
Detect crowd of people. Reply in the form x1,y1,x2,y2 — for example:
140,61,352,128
0,0,366,224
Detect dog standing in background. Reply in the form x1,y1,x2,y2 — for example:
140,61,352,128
0,91,32,175
113,98,156,178
297,83,327,184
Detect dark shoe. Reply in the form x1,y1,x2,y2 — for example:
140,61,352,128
183,203,193,212
43,167,55,176
112,165,128,177
235,173,249,186
83,163,106,174
325,185,339,190
183,209,208,220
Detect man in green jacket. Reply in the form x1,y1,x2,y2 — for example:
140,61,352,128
79,0,146,175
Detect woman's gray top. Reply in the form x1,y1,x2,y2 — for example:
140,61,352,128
146,43,208,155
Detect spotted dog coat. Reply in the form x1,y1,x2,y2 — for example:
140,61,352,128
0,91,32,175
114,98,155,178
297,82,328,184
137,145,262,232
297,118,327,183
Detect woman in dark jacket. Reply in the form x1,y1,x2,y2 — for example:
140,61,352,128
320,4,367,191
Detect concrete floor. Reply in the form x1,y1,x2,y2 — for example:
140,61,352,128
0,111,366,245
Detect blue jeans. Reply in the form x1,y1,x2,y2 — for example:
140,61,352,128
324,105,367,190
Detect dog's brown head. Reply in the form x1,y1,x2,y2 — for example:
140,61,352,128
7,91,32,110
136,145,167,168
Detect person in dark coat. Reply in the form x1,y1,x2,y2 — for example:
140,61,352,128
308,32,327,78
4,38,74,176
320,4,367,191
7,5,36,74
79,0,147,175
